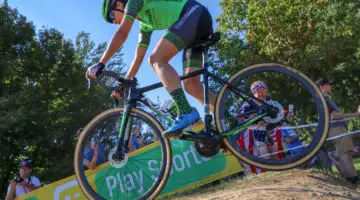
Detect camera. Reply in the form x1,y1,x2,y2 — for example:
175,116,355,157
14,177,24,183
288,104,294,113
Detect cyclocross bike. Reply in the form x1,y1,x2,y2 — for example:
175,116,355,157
74,32,329,200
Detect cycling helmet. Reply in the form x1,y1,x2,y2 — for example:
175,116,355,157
102,0,128,23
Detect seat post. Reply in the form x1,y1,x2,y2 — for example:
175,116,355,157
202,47,209,70
202,47,212,134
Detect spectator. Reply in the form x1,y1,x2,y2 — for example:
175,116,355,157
236,81,274,174
76,128,106,169
237,81,273,157
5,160,41,200
128,127,145,152
281,111,305,157
316,78,360,185
282,108,333,172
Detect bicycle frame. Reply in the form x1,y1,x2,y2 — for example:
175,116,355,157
113,49,274,157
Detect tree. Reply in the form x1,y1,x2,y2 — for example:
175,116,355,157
213,0,360,128
0,1,127,196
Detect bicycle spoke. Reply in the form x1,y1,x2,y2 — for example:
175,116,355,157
127,161,153,192
75,107,170,199
97,166,115,194
216,64,328,170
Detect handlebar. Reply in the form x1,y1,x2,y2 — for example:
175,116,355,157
87,71,138,107
87,71,136,92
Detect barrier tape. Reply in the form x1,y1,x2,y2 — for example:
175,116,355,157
247,117,357,131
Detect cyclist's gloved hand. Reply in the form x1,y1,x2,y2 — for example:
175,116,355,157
86,62,105,79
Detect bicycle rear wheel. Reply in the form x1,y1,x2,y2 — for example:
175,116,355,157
215,63,329,170
74,107,172,200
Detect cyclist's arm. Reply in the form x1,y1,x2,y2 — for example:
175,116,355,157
125,31,152,79
100,0,143,64
100,18,134,64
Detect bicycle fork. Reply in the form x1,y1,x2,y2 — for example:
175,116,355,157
114,103,134,160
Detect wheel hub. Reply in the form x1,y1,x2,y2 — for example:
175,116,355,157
108,147,129,168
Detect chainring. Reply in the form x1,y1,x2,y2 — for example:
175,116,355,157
195,142,220,158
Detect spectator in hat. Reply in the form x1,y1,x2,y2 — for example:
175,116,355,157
5,160,41,200
316,78,360,185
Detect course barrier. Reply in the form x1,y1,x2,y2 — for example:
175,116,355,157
18,139,243,200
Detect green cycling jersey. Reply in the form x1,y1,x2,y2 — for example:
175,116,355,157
124,0,188,32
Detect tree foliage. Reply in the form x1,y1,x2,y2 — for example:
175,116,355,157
213,0,360,124
0,1,126,196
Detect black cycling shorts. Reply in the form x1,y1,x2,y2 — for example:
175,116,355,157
163,0,213,69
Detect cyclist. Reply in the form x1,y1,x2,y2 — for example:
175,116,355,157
86,0,216,136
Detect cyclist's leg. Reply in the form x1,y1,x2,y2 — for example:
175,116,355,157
183,48,217,113
150,40,201,135
181,1,215,112
150,0,210,134
149,39,193,115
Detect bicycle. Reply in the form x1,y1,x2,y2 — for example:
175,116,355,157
74,32,330,200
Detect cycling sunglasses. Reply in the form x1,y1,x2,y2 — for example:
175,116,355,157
108,0,124,23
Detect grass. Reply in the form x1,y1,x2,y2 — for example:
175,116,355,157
168,171,286,199
355,158,360,173
330,157,360,177
168,158,360,199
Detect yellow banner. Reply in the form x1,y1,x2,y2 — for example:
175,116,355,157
19,140,243,200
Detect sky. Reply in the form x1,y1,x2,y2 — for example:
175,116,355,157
6,0,223,117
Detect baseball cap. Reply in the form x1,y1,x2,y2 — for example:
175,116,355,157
315,78,335,86
19,160,32,168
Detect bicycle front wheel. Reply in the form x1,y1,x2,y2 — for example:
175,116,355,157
74,107,172,200
215,63,329,170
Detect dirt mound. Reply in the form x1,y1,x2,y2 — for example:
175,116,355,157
171,170,360,200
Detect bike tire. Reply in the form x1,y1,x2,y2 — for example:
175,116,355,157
215,63,329,170
74,107,172,200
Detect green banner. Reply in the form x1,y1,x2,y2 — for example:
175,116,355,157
19,140,242,200
96,141,227,199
